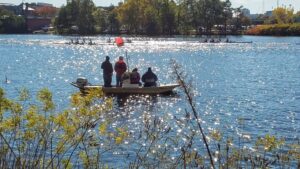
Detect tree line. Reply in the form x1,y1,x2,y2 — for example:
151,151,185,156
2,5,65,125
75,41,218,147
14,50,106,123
54,0,250,35
1,0,300,35
247,7,300,36
0,7,27,34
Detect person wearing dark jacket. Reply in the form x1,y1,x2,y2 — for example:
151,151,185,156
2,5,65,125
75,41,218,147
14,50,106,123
101,56,113,87
114,56,127,87
142,67,158,87
130,68,141,85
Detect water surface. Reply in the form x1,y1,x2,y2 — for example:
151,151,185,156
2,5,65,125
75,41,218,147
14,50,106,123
0,34,299,166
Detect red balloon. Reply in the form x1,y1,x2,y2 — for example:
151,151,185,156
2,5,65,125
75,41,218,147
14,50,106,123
115,37,124,47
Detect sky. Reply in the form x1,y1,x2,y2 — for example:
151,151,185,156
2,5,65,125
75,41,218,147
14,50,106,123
1,0,300,14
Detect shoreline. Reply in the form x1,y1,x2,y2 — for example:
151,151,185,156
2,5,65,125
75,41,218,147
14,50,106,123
1,32,300,37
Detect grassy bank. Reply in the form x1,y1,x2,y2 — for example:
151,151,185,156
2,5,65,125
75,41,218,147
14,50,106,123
246,24,300,36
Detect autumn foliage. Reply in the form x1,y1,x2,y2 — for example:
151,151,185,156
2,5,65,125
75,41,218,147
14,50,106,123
246,24,300,36
272,7,294,24
35,6,57,17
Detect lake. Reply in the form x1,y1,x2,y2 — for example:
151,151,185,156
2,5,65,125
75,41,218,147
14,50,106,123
0,34,299,167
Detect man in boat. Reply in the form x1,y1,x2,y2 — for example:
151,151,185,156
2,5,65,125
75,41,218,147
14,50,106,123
142,67,158,87
121,72,131,87
130,68,141,86
101,56,113,87
114,56,127,87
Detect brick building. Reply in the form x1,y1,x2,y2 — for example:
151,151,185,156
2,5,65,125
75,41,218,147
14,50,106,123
1,2,57,32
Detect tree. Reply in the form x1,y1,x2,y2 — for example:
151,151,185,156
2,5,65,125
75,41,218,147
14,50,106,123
175,0,187,34
230,6,246,33
0,7,27,33
77,0,95,34
54,0,78,34
93,8,107,33
159,0,176,35
143,5,159,35
272,7,294,24
54,0,96,35
116,0,140,34
294,11,300,22
107,6,120,34
221,0,232,34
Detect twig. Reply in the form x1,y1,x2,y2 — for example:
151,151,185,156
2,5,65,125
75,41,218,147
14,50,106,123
171,60,215,168
0,133,17,160
126,50,130,71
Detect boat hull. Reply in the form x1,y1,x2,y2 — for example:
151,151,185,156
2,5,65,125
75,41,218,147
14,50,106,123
71,83,180,95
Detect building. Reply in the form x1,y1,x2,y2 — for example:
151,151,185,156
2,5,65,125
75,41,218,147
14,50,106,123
0,3,23,15
1,2,58,32
23,2,57,32
265,11,273,17
241,8,251,17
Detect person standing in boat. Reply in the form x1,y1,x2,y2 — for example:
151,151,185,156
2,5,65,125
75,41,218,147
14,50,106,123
142,67,158,87
101,56,113,87
130,68,141,86
114,56,127,87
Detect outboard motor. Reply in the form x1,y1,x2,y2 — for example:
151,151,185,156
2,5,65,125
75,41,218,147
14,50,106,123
76,77,88,88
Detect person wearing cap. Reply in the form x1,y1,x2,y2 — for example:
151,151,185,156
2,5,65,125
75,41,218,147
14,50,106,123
130,68,141,86
142,67,158,87
101,56,113,87
114,56,127,87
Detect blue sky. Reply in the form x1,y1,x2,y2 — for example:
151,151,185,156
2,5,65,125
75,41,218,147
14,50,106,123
2,0,300,14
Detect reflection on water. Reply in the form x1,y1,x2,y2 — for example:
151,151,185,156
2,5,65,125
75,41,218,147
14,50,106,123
0,35,299,166
115,95,159,108
114,92,179,107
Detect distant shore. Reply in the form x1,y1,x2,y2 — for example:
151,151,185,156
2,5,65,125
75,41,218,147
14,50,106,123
2,31,300,37
2,25,300,37
245,23,300,36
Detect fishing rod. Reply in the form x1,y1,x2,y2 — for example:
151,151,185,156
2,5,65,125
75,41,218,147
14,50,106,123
125,50,130,71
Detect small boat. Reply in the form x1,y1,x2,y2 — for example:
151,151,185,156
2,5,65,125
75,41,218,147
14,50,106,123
71,78,179,95
226,41,252,44
199,39,252,44
199,41,252,44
